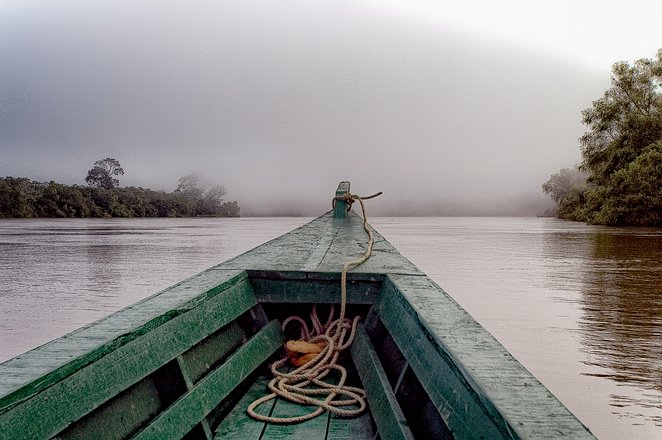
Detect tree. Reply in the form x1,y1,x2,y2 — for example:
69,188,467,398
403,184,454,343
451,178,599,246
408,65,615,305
542,167,590,220
545,49,662,225
578,50,662,225
175,173,230,216
175,173,206,199
580,50,662,185
0,177,38,217
0,176,240,218
85,158,124,189
219,200,240,217
542,167,588,204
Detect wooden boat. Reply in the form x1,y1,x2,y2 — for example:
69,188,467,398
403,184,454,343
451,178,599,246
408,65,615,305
0,182,595,440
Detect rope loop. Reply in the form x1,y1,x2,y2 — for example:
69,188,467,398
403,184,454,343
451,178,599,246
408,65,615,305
247,189,382,424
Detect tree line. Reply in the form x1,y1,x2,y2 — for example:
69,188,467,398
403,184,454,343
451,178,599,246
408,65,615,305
543,49,662,226
0,159,240,218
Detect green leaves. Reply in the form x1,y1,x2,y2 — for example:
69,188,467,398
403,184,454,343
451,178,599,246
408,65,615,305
546,49,662,226
0,179,240,218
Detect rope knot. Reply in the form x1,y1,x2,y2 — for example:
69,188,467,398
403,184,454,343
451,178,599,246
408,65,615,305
331,191,382,211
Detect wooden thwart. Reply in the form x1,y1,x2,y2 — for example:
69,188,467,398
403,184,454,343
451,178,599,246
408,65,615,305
133,320,283,440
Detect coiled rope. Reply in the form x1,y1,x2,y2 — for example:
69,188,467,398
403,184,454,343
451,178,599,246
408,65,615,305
247,191,381,424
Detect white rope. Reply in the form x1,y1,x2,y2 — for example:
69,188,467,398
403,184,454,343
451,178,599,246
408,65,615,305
247,192,380,424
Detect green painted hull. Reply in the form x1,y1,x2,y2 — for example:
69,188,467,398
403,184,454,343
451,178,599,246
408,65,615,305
0,183,595,440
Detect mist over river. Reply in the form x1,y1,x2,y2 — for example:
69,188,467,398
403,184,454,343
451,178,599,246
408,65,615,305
1,217,660,439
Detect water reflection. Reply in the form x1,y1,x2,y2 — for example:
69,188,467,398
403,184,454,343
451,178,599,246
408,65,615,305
0,218,310,362
579,230,662,423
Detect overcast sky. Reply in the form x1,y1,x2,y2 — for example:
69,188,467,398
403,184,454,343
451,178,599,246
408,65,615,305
1,0,660,215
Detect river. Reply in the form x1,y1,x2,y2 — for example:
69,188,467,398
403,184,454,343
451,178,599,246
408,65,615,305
0,217,660,439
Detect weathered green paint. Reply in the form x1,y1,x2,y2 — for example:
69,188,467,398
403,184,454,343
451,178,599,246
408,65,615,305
176,356,213,440
363,308,408,389
0,278,256,439
333,181,351,218
53,377,161,440
177,356,195,390
0,269,247,413
363,313,452,439
251,278,380,304
350,325,414,440
326,412,374,440
132,320,284,440
249,270,384,283
215,371,374,440
372,282,507,439
180,321,245,385
379,275,596,439
259,364,342,440
213,375,274,439
216,213,422,275
260,396,331,440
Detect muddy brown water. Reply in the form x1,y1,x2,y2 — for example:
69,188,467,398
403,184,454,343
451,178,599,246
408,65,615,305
1,217,660,439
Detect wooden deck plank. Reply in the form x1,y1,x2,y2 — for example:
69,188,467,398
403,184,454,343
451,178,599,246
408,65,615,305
326,412,374,440
382,274,596,439
213,375,274,439
350,325,414,440
216,213,422,276
0,278,257,439
300,221,339,271
0,269,246,411
260,397,331,440
260,364,334,440
132,320,284,440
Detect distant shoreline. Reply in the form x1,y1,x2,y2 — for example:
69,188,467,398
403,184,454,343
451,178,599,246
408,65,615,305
0,177,240,219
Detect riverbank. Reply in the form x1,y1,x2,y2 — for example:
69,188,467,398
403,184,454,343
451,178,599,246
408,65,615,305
0,177,240,218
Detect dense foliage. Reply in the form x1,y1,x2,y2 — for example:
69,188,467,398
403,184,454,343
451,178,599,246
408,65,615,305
0,177,240,218
542,167,589,220
543,49,662,226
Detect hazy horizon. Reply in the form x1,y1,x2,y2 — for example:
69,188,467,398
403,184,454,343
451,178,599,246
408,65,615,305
2,1,659,216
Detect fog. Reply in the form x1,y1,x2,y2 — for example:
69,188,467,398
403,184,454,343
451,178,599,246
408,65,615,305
0,1,637,215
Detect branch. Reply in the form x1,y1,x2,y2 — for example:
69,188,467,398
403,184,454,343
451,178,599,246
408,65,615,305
615,76,651,116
